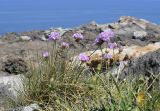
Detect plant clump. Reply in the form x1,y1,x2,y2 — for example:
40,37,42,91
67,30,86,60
23,29,160,111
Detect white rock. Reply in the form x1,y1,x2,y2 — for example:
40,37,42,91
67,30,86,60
12,103,40,111
20,36,32,41
0,75,24,102
40,35,47,41
21,103,40,111
133,31,147,40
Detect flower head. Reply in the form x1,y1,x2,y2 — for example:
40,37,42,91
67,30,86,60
78,53,90,62
94,36,104,45
72,33,84,42
42,51,49,58
108,42,118,49
103,53,112,59
48,32,61,41
94,29,115,45
61,42,69,49
104,29,114,38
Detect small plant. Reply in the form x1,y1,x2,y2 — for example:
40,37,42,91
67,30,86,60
23,30,160,111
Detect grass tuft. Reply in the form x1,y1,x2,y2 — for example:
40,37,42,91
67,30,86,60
21,37,160,111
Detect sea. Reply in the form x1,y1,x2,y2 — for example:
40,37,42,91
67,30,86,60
0,0,160,35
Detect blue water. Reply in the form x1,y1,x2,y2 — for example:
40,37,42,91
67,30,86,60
0,0,160,35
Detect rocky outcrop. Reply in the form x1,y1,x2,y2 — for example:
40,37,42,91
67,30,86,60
85,42,160,64
61,16,160,50
107,16,160,46
79,42,160,78
120,49,160,80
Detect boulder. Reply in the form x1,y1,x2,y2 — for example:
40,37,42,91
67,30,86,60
0,74,24,102
120,49,160,80
19,36,31,41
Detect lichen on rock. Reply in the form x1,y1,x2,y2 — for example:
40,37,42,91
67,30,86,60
2,58,28,75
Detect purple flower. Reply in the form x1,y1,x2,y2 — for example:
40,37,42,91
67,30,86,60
42,51,49,58
104,29,115,38
99,32,110,42
78,53,90,62
108,42,118,49
94,29,115,45
48,32,61,41
72,33,84,42
103,53,112,59
94,36,104,45
61,42,69,49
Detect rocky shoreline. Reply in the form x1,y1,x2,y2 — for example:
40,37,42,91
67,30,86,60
0,16,160,110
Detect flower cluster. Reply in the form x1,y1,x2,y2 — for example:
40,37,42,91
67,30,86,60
48,32,61,41
108,42,118,49
61,42,69,49
94,29,114,45
78,53,90,62
42,51,49,58
44,29,117,62
72,33,84,42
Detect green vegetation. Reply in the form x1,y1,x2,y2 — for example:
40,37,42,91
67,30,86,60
22,31,160,111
